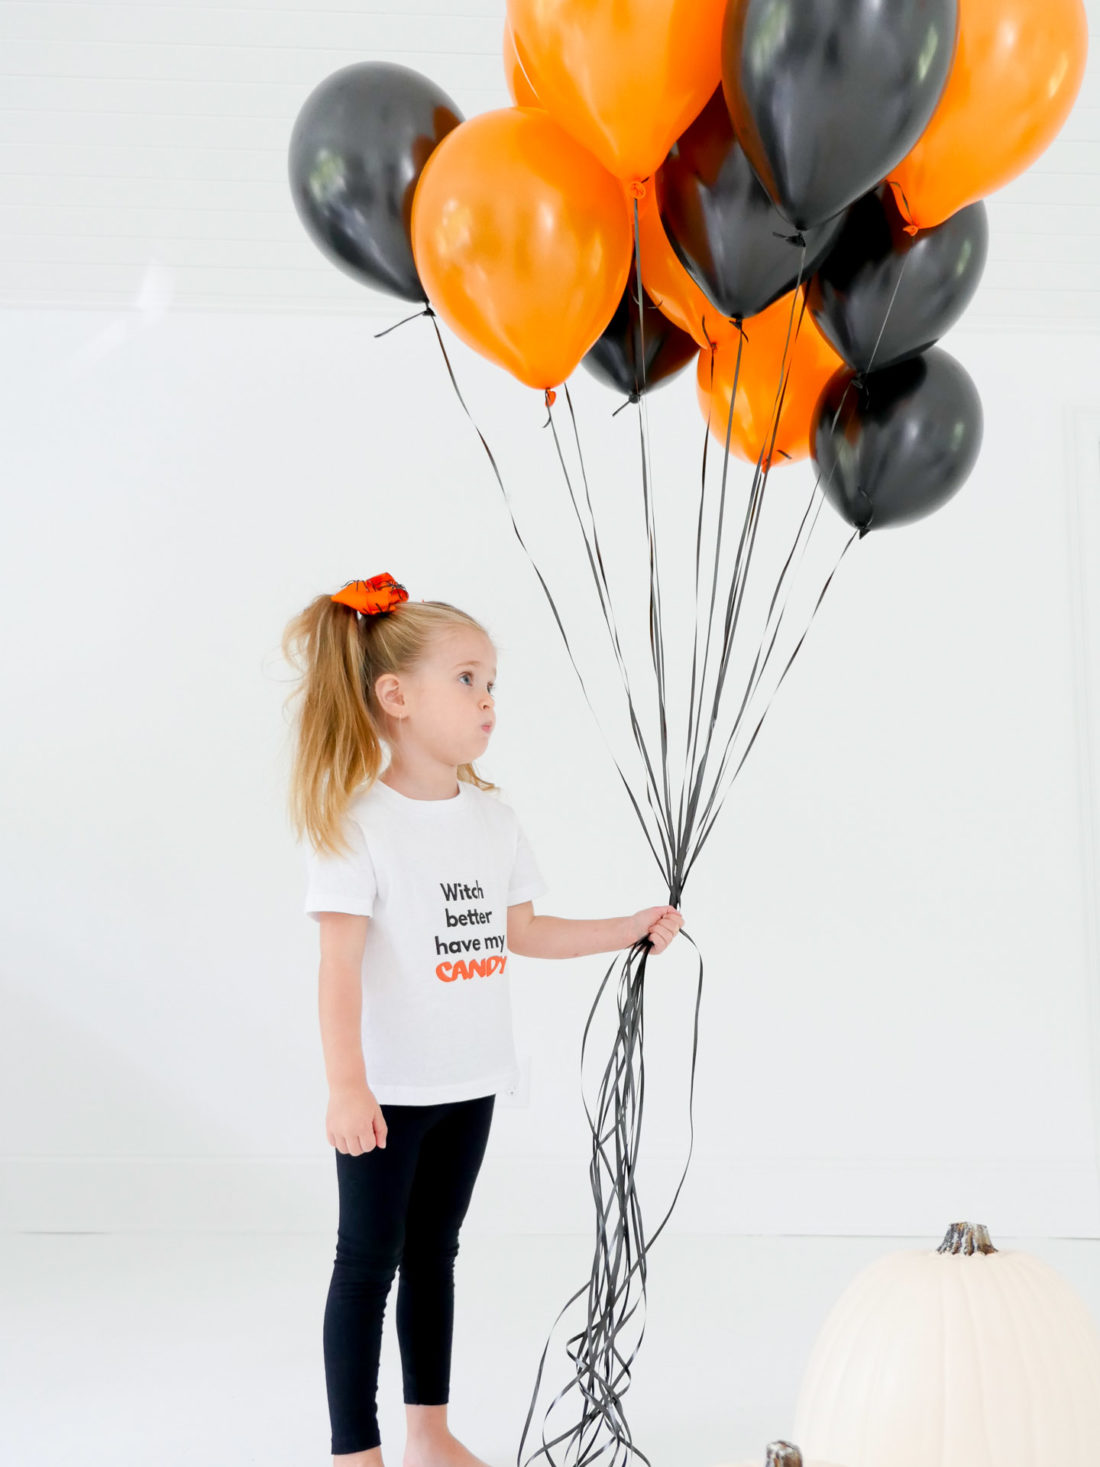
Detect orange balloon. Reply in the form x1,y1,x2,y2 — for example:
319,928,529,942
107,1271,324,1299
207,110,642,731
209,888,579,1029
503,21,539,108
411,108,633,391
887,0,1088,229
507,0,727,181
697,290,844,467
634,184,733,350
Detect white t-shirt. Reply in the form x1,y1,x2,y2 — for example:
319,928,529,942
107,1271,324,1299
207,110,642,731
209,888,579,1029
303,776,549,1105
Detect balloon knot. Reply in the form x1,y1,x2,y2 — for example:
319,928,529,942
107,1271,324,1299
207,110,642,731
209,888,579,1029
545,388,557,407
855,491,875,534
628,179,648,199
886,179,919,234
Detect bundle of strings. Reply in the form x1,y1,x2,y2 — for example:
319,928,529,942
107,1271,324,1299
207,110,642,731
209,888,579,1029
394,205,901,1467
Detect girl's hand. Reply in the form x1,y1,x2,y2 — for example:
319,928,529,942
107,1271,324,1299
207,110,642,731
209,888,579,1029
627,905,684,955
327,1083,388,1155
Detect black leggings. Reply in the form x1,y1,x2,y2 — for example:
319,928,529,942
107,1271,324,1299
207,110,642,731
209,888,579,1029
323,1093,496,1456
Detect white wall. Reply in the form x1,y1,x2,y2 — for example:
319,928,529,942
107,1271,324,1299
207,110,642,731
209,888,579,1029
3,305,1099,1239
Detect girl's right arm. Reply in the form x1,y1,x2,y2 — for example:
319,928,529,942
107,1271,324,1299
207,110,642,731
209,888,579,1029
317,912,388,1154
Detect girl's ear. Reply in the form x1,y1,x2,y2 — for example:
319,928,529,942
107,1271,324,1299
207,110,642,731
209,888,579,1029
373,672,405,720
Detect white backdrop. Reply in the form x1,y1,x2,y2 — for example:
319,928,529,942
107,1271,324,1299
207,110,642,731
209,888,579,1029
3,306,1099,1240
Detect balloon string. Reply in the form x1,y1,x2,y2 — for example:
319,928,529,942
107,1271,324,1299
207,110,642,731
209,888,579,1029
683,241,915,875
673,340,721,868
628,196,679,889
561,381,677,870
423,312,669,884
685,523,860,877
690,283,809,839
738,354,836,725
373,303,434,338
638,383,677,872
680,323,762,849
863,249,909,376
672,367,711,877
518,942,652,1467
726,250,913,752
545,389,673,880
691,281,826,844
691,465,831,852
813,248,913,533
517,927,706,1467
676,323,744,875
680,264,806,857
723,481,828,756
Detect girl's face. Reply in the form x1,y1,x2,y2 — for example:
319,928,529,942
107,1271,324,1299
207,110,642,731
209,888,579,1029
377,626,497,767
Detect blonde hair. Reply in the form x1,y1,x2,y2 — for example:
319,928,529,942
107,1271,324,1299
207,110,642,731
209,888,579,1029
281,593,498,858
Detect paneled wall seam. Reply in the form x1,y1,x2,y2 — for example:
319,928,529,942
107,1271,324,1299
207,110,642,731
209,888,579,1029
1065,404,1100,1235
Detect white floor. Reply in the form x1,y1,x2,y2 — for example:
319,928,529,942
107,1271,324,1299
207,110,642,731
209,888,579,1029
3,1231,1098,1467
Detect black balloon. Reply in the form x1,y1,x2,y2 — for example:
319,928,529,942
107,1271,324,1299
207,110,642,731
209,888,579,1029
807,187,988,372
722,0,958,230
812,348,983,534
288,61,462,302
582,282,698,399
658,89,848,322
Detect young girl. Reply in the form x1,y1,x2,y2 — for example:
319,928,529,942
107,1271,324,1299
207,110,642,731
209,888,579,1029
282,574,684,1467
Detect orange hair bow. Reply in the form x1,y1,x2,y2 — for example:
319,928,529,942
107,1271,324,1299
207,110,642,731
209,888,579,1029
331,574,409,617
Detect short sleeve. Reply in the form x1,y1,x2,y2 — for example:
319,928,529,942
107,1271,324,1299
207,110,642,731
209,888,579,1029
508,815,549,906
303,816,378,922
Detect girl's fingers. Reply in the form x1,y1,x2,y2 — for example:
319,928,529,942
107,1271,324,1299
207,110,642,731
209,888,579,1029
648,912,683,952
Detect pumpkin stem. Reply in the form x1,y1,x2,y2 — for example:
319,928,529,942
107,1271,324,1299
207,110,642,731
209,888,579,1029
937,1221,998,1255
764,1444,803,1467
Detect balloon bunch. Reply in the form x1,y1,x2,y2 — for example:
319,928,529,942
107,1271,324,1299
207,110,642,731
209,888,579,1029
288,4,1088,1466
289,0,1086,536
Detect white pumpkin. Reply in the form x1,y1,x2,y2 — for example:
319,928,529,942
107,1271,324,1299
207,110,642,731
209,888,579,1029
794,1221,1100,1467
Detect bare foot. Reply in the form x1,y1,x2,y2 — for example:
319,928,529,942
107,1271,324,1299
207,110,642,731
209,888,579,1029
334,1448,384,1467
404,1432,492,1467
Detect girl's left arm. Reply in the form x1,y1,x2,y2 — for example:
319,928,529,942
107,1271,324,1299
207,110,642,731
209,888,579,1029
507,903,683,959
